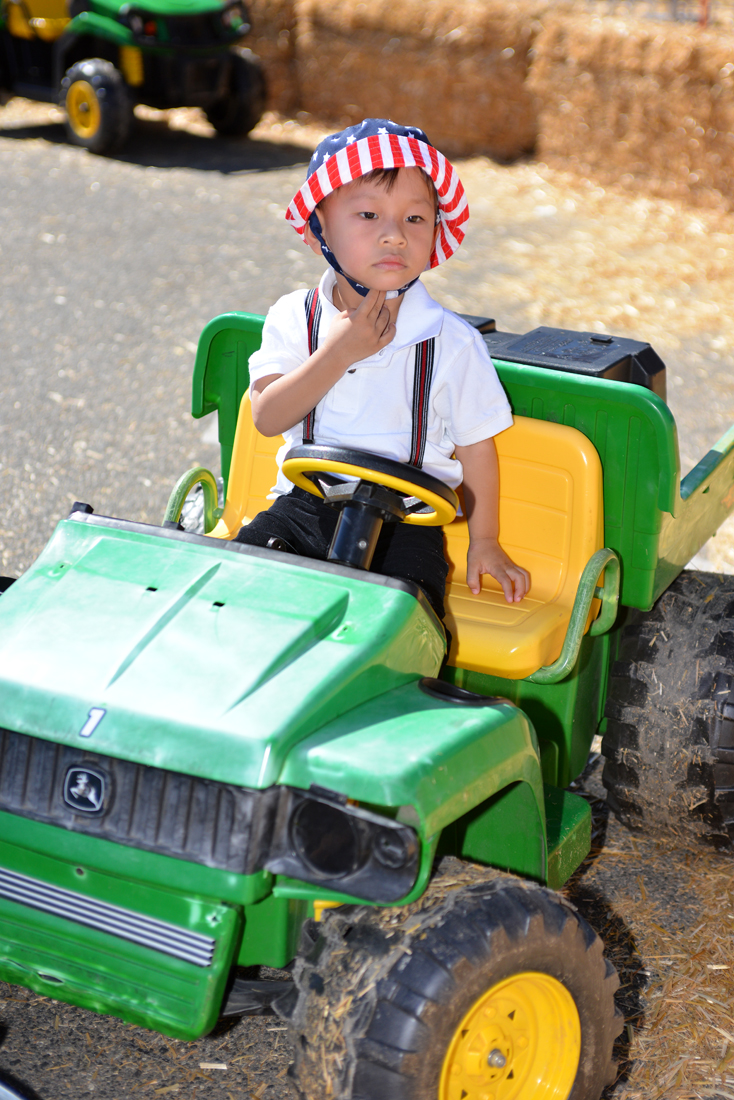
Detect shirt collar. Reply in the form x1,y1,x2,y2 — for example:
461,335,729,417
317,270,444,351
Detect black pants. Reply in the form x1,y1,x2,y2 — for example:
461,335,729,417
234,487,448,621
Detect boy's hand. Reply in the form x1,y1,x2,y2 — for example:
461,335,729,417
251,289,396,437
323,288,396,367
466,536,530,604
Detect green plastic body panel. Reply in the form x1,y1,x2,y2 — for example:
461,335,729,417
0,817,241,1040
279,681,548,883
544,786,591,891
0,516,443,788
655,421,734,597
87,0,231,19
445,629,614,789
236,892,309,969
192,313,266,484
0,810,271,907
66,10,132,43
64,0,245,46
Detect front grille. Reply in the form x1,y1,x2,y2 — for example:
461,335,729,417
165,13,225,46
0,867,216,966
0,729,278,873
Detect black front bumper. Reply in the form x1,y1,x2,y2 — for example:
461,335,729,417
135,48,231,109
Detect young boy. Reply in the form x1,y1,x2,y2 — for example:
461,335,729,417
235,118,530,621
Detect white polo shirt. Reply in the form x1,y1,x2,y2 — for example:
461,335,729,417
247,269,513,496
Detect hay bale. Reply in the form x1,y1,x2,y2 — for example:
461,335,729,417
528,14,734,209
292,0,545,158
247,0,299,115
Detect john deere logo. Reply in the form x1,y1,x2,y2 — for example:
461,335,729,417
63,767,106,814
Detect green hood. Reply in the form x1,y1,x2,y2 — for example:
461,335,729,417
91,0,229,17
0,517,443,788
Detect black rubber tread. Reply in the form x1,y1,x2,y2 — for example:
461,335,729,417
206,49,266,136
279,858,622,1100
60,59,132,155
602,569,734,848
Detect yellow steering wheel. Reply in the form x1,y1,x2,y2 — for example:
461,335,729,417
282,444,458,527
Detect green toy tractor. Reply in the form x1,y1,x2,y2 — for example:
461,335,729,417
0,309,731,1100
0,0,264,153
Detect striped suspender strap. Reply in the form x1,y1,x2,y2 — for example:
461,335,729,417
302,288,321,445
408,337,436,468
302,287,435,467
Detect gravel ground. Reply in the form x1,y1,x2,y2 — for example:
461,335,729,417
0,100,733,1099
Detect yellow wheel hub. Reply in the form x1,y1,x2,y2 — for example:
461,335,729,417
66,80,101,139
439,972,581,1100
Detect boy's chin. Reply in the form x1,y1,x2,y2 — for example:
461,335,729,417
365,274,417,294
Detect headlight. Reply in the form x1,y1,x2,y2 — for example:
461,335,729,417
291,797,363,878
119,7,159,39
266,787,419,903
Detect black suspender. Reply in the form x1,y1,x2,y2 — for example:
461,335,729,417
408,337,435,469
302,288,435,468
302,287,321,445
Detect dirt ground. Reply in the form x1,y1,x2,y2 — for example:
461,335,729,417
0,102,733,1098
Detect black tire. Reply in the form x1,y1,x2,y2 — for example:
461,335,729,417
602,569,734,848
278,861,621,1100
60,59,132,155
0,55,11,101
206,49,265,137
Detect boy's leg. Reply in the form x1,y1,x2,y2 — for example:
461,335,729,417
236,492,447,621
234,487,337,557
370,523,448,622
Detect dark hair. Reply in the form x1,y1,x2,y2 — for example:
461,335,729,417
318,167,439,220
361,167,438,215
360,167,402,190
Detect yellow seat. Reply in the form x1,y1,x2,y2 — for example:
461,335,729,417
7,0,70,40
443,418,603,679
208,393,283,539
208,397,603,681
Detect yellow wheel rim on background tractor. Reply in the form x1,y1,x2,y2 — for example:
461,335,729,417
439,971,581,1100
66,80,102,140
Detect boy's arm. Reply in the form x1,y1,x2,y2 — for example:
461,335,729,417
454,436,530,604
251,289,395,437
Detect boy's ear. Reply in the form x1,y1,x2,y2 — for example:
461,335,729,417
303,211,325,257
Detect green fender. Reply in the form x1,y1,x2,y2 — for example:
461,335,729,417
65,11,134,43
279,680,547,894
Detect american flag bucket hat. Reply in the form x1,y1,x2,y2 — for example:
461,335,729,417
286,118,469,269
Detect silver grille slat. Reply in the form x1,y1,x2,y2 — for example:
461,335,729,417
0,868,216,967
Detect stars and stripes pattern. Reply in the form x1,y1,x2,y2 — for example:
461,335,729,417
286,120,469,268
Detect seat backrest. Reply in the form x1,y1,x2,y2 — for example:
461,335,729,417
208,393,281,539
7,0,69,38
442,418,604,677
445,417,603,606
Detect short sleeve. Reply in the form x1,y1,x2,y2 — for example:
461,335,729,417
247,290,309,391
432,321,513,447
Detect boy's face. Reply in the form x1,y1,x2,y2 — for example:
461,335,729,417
305,167,438,294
